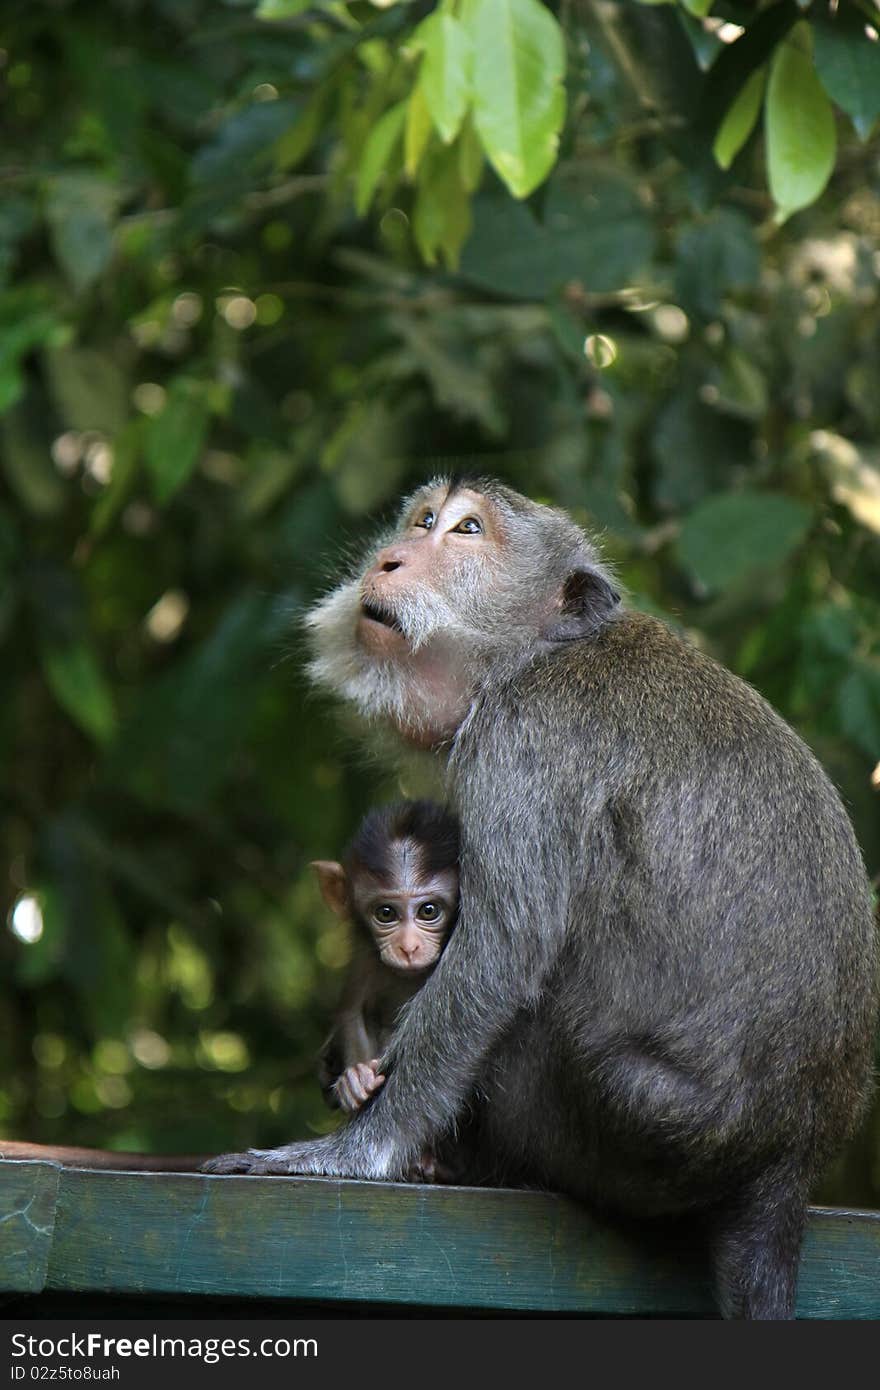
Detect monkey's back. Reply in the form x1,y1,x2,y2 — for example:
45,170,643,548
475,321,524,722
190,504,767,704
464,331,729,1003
457,611,878,1199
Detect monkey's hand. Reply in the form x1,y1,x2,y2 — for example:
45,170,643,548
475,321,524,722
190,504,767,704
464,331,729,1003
334,1059,385,1114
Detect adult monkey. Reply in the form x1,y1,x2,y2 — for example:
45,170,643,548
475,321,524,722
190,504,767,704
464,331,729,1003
205,477,879,1319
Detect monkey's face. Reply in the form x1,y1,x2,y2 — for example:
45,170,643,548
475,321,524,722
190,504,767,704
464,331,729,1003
356,866,459,974
306,478,619,743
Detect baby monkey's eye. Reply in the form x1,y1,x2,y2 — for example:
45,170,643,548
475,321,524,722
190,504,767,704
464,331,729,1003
452,516,482,535
417,902,441,921
415,510,435,530
374,905,398,924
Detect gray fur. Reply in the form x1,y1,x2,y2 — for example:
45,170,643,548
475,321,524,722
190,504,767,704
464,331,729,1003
205,480,879,1320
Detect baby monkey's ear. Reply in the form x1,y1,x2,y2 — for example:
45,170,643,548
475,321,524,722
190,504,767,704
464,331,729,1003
310,860,349,917
546,567,620,642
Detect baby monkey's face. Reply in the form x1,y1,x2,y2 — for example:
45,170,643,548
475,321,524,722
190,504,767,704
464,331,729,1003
357,867,459,974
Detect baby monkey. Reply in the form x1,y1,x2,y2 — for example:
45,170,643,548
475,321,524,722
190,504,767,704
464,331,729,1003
312,800,459,1116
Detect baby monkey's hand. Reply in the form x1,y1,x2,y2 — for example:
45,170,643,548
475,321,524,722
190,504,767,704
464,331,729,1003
334,1058,385,1113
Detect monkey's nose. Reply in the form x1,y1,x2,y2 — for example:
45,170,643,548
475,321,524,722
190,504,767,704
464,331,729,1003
370,545,407,578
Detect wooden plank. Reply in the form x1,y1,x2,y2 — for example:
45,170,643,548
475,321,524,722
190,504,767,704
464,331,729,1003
0,1159,60,1293
8,1163,870,1317
47,1170,712,1314
798,1209,880,1320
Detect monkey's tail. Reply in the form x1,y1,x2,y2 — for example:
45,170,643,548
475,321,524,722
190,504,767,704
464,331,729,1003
0,1139,208,1172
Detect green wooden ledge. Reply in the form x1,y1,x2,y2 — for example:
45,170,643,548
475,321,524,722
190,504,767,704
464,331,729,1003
1,1159,878,1317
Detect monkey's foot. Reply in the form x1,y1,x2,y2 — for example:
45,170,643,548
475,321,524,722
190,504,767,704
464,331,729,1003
201,1134,397,1179
201,1150,271,1175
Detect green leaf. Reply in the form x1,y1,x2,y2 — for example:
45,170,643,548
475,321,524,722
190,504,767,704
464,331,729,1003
405,82,433,178
89,422,143,539
678,491,812,591
256,0,312,19
145,380,210,504
356,101,407,215
458,114,485,192
323,400,406,514
45,345,129,435
813,12,880,141
1,401,67,517
0,302,61,414
463,0,566,198
461,170,653,299
388,312,505,435
276,89,327,171
681,0,713,16
675,209,760,319
111,593,285,813
652,392,753,512
713,66,766,170
766,23,836,220
837,665,880,759
41,640,117,745
191,101,298,185
413,144,472,268
418,13,472,144
45,173,118,294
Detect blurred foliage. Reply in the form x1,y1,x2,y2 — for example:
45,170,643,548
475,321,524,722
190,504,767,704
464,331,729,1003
1,0,880,1206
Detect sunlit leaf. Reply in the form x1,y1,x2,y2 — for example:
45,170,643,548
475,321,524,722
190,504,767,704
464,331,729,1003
256,1,313,21
766,23,836,220
464,0,566,198
404,82,433,178
458,114,485,192
413,144,471,268
418,12,472,144
678,491,812,591
713,66,766,170
355,101,407,215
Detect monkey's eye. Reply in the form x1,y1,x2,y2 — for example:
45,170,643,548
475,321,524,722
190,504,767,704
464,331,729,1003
374,905,399,924
417,902,441,921
415,510,435,530
452,516,482,535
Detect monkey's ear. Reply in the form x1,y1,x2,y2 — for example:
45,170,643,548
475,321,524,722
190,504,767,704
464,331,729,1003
547,568,620,642
310,861,349,917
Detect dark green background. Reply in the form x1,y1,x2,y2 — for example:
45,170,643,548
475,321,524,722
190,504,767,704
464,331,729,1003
1,0,878,1206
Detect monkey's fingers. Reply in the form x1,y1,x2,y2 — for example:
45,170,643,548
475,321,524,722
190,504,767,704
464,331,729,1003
336,1064,373,1111
202,1151,263,1175
357,1061,386,1094
335,1074,363,1113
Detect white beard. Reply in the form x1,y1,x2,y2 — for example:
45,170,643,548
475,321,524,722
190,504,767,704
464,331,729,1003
304,579,473,740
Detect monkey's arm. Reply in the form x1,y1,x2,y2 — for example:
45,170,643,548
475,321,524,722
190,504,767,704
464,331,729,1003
205,690,584,1177
318,949,390,1112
